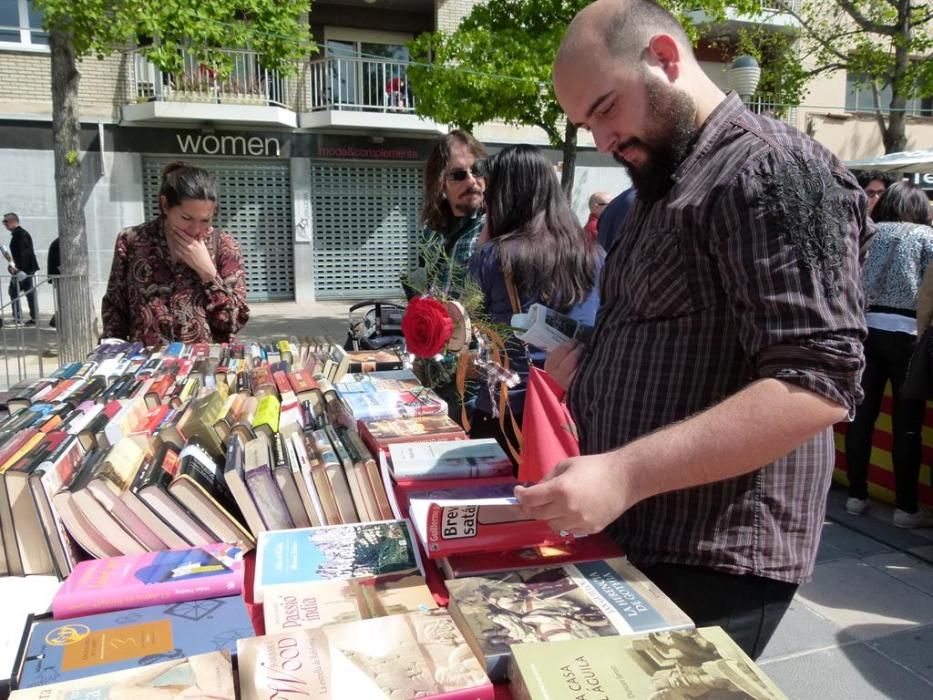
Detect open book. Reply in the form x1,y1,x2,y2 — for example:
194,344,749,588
511,303,593,352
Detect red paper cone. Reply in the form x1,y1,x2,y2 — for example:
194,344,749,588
518,367,580,483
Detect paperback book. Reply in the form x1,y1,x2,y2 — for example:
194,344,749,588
52,543,246,619
253,520,422,603
237,609,493,700
445,557,694,681
508,626,788,700
387,438,513,481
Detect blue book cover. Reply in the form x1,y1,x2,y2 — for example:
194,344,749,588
15,596,253,689
253,520,422,602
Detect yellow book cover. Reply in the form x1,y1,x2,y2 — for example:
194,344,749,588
253,394,281,436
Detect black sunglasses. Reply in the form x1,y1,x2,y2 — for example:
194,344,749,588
446,161,487,181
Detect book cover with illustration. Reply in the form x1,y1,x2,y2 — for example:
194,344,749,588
263,572,437,634
509,626,788,700
14,596,254,689
52,543,246,619
407,482,574,559
446,557,694,681
238,608,493,700
388,438,512,481
9,650,234,699
253,520,421,604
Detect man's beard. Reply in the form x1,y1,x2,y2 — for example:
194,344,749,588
452,190,484,218
614,77,697,203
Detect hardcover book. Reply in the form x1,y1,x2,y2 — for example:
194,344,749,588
237,609,492,700
52,543,245,619
388,438,513,481
446,557,694,681
9,650,235,700
508,626,788,700
262,572,437,634
358,415,467,456
14,596,254,689
253,520,421,604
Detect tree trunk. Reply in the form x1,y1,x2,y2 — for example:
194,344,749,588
559,121,578,199
49,28,96,362
883,2,912,154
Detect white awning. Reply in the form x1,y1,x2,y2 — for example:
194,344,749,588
843,149,933,174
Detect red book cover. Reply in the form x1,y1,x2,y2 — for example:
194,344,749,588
287,368,319,394
174,358,194,385
407,482,574,560
132,403,173,437
190,342,211,359
145,371,176,407
271,370,291,397
250,364,276,397
40,378,79,403
439,530,623,579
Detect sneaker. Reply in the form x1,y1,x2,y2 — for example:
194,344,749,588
24,319,35,326
893,508,933,529
846,497,870,516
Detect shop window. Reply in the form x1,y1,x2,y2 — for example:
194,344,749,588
846,72,931,117
0,0,48,48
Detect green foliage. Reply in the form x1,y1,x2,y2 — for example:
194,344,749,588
35,0,312,74
64,149,79,165
732,27,808,116
407,0,763,158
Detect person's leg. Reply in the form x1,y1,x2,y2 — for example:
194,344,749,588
641,563,798,660
22,275,37,322
890,332,927,513
845,330,887,501
8,278,22,323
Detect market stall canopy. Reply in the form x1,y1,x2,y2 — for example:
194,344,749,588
843,149,933,173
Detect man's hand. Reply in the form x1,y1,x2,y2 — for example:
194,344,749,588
514,453,631,535
168,226,217,283
544,340,584,391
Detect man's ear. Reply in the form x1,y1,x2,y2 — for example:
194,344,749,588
647,34,682,82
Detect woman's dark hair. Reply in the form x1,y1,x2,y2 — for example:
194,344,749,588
158,161,218,211
484,144,599,310
421,130,487,233
855,170,894,190
872,181,931,225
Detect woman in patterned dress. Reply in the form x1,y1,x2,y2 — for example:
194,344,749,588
101,161,249,344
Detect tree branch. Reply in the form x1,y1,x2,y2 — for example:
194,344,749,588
836,0,897,35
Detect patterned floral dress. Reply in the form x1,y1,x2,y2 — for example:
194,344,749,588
101,217,250,344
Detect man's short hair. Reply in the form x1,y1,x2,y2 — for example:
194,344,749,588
2,212,19,224
421,130,487,233
559,0,691,69
855,170,895,189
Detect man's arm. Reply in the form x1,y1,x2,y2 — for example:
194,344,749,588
516,377,846,534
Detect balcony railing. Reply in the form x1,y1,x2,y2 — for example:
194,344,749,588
307,55,415,113
761,0,801,13
130,49,289,108
748,94,798,127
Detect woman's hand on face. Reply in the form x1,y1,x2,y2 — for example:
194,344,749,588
168,226,217,282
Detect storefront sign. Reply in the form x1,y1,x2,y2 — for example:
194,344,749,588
175,133,281,157
314,134,430,162
913,173,933,191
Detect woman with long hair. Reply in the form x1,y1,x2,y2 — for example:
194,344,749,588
468,144,603,452
845,181,933,528
101,161,249,344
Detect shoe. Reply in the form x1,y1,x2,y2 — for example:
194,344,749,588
846,497,870,516
49,315,55,328
893,508,933,529
24,319,35,326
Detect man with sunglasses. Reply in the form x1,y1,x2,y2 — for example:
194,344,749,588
417,129,488,293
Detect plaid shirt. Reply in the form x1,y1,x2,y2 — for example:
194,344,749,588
422,213,485,294
569,94,870,583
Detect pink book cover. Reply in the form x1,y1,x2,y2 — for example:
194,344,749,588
52,542,246,619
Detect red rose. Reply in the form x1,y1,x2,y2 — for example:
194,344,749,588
402,296,454,358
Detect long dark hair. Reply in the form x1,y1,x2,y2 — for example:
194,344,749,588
484,144,599,309
421,130,487,233
873,181,930,225
159,161,218,211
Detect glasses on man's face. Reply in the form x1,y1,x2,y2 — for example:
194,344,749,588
865,189,885,199
446,161,487,182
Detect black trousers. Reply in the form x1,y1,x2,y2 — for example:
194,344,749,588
642,563,798,660
845,328,926,512
8,274,37,322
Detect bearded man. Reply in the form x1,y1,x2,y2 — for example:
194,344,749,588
515,0,872,658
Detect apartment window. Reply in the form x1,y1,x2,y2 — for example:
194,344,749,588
323,37,411,110
846,72,931,117
0,0,48,47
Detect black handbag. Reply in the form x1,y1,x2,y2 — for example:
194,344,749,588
901,327,933,401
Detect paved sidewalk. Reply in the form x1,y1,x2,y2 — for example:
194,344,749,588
759,484,933,698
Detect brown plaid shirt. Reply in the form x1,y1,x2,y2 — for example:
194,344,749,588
569,94,870,583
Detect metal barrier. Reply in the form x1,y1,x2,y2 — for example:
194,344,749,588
0,273,60,391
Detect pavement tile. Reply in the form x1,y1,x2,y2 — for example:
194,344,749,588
816,520,892,563
825,486,933,551
861,551,933,597
797,559,933,640
909,545,933,565
759,641,933,699
759,598,855,661
867,624,933,685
